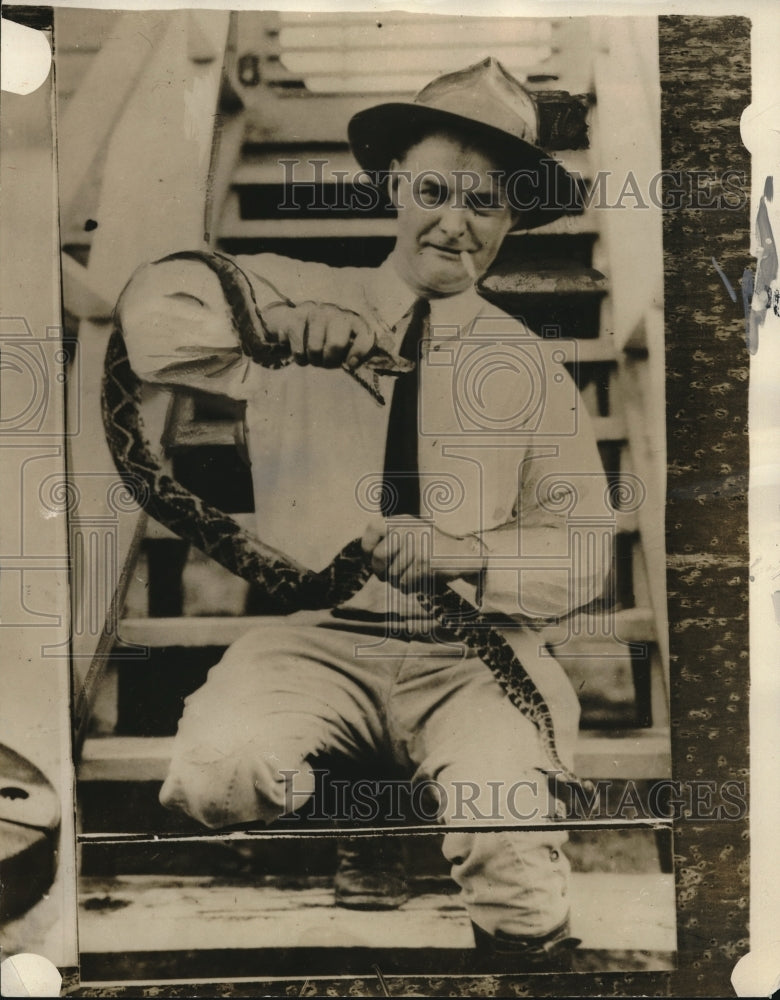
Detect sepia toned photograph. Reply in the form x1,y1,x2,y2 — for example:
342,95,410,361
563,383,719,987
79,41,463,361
62,6,675,980
0,2,764,996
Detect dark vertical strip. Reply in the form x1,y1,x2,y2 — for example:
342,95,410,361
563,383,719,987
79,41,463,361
146,538,189,618
660,14,751,996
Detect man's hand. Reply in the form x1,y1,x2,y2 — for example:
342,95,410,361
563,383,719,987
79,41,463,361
361,517,484,593
261,301,381,370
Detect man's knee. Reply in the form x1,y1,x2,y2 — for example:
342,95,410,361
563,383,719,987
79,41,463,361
159,746,317,829
426,770,555,826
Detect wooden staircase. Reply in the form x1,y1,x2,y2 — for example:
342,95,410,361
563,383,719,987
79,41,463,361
56,9,674,984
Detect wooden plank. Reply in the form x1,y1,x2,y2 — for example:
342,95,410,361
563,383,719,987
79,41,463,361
233,147,593,195
83,12,231,305
481,265,607,297
650,654,670,731
547,606,656,649
233,149,374,186
578,413,628,444
561,337,616,362
66,10,230,724
603,605,655,641
268,46,555,80
616,309,670,676
80,738,174,782
220,198,399,239
78,872,675,953
614,506,639,534
576,729,671,780
115,605,653,650
60,253,114,320
222,204,596,242
276,18,554,51
66,322,164,733
206,111,247,246
56,11,166,221
116,615,279,647
53,9,118,53
275,11,557,28
222,192,600,245
79,726,670,783
592,414,627,441
52,49,98,101
519,211,594,236
165,418,238,449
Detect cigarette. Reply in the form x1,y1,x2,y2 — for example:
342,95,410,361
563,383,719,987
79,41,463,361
460,251,477,281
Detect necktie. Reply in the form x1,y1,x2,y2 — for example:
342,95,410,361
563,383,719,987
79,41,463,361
382,297,430,517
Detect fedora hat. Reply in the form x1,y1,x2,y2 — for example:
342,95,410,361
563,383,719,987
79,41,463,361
348,57,582,230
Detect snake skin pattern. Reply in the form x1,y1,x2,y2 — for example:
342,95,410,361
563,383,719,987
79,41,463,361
102,249,587,793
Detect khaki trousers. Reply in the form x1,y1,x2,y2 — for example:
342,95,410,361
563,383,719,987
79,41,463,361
160,610,572,937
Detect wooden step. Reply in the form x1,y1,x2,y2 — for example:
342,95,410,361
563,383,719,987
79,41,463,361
593,414,627,441
79,726,670,784
480,264,608,297
79,825,669,874
233,149,374,186
544,606,657,650
165,417,241,450
78,871,675,955
572,729,671,780
220,191,597,240
80,737,174,782
231,147,594,190
219,196,398,239
116,605,653,650
218,230,600,267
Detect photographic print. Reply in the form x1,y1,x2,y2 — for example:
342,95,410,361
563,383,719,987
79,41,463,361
1,2,771,996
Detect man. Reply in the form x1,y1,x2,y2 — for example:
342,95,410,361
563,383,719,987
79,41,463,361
118,57,608,969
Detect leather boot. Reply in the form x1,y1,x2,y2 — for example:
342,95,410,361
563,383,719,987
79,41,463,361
334,837,410,910
470,917,581,972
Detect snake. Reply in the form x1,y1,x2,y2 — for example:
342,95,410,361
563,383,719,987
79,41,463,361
101,249,588,796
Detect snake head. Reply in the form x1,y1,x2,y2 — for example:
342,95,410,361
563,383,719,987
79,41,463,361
359,349,415,376
358,325,415,376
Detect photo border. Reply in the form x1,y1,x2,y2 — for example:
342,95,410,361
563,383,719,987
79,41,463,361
1,4,771,997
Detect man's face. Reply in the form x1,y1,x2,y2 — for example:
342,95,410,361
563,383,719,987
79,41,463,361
389,132,516,298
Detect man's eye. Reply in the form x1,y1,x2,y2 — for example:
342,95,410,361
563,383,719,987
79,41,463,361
465,192,504,213
420,183,447,207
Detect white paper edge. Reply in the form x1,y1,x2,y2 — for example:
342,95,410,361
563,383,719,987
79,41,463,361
3,0,778,993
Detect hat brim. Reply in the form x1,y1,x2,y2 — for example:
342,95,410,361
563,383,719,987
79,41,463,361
348,103,582,232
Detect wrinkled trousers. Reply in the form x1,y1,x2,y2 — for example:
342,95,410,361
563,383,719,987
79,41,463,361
159,610,573,937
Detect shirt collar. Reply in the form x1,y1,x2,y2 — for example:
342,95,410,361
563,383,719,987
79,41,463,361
365,256,417,331
367,253,487,335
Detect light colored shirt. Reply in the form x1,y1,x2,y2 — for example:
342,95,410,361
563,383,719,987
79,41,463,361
119,250,610,623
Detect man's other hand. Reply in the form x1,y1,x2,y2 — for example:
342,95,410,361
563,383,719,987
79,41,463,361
261,301,379,369
361,517,483,593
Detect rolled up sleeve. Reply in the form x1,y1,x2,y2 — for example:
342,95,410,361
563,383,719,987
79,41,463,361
117,255,258,400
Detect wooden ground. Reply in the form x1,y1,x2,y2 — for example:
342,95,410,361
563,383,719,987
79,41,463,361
78,871,675,980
